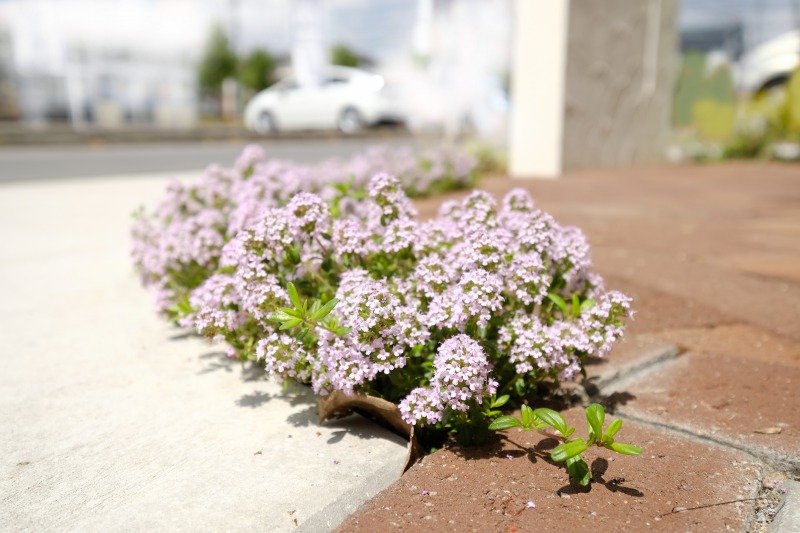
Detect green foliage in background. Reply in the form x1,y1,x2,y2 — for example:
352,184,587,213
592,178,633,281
788,69,800,128
694,66,736,141
674,52,706,128
239,49,278,92
465,141,508,176
198,25,238,96
330,43,360,68
723,68,800,159
674,53,737,141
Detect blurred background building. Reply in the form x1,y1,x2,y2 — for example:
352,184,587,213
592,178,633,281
0,0,797,170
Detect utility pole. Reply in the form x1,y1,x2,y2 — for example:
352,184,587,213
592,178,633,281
226,0,241,117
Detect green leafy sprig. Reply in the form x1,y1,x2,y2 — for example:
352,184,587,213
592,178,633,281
269,282,349,339
488,403,642,486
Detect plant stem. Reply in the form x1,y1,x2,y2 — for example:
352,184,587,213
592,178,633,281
496,373,521,397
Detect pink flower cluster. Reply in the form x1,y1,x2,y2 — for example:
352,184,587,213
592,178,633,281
131,144,477,315
399,335,498,425
133,145,633,430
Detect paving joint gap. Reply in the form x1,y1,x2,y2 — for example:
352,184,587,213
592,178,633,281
748,466,794,532
615,411,800,479
585,343,681,399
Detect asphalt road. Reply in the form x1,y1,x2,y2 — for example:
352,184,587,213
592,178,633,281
0,137,423,183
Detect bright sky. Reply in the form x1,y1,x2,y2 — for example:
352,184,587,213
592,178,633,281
0,0,797,75
680,0,800,46
0,0,418,74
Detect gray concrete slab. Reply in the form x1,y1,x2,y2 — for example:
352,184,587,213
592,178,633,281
0,174,408,531
772,480,800,533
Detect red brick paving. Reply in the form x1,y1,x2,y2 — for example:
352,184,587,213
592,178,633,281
338,162,800,531
615,351,800,476
339,409,763,533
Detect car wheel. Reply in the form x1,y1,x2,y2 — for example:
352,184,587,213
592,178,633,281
337,107,363,134
254,111,276,135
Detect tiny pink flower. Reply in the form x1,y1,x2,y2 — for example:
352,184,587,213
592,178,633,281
526,501,536,509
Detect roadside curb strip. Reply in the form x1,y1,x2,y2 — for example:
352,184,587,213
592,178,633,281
297,448,406,533
771,480,800,532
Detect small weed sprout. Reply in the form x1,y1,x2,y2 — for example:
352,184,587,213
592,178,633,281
488,403,642,486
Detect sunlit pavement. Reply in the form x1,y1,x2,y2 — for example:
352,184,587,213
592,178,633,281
0,173,408,532
2,161,799,531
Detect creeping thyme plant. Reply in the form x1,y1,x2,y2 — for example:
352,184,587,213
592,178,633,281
132,144,640,484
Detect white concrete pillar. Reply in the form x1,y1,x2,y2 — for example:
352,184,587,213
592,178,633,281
508,0,570,179
292,0,326,88
508,0,677,177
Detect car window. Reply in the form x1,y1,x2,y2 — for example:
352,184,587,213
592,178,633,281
326,77,349,85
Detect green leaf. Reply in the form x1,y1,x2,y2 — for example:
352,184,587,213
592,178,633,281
271,310,295,322
533,408,568,435
215,265,236,275
608,442,642,455
521,404,535,428
287,246,301,264
278,307,300,318
563,426,576,438
309,298,339,321
604,418,623,440
566,455,592,486
551,440,589,462
287,282,302,310
279,318,302,330
514,378,526,397
488,416,523,431
580,298,596,312
571,294,580,317
586,404,605,444
441,406,455,426
491,394,510,409
547,293,568,315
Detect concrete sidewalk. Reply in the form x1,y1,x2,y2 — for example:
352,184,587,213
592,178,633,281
0,175,408,532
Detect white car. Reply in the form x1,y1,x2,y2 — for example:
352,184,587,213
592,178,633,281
243,66,403,134
737,30,800,94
